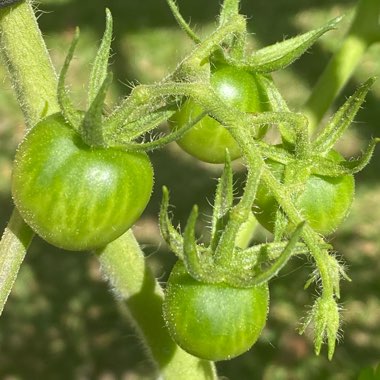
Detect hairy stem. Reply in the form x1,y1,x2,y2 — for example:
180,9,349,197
0,210,33,315
303,0,380,132
0,0,59,316
96,231,216,380
0,1,59,126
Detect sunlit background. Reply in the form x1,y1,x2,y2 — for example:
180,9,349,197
0,0,379,379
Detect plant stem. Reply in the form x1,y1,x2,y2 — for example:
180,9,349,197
0,0,59,315
303,0,380,133
96,231,217,380
0,1,59,127
0,209,33,315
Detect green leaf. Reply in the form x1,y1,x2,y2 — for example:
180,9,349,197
236,16,342,73
159,186,184,259
57,27,82,129
88,8,113,107
210,150,233,251
313,78,377,154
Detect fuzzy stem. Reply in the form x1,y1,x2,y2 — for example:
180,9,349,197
96,231,217,380
0,210,33,315
0,0,59,316
0,1,59,127
303,0,380,133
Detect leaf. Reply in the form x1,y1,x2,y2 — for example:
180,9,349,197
88,9,113,106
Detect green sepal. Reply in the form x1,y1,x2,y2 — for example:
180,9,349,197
183,205,218,283
256,141,293,164
166,0,201,43
80,72,113,147
111,110,207,152
231,17,342,73
159,186,184,259
299,295,340,360
313,78,377,155
108,108,175,144
210,150,233,251
311,138,380,176
88,8,113,107
250,221,305,286
57,27,83,129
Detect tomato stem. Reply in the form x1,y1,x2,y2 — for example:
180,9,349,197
96,230,217,379
0,1,59,126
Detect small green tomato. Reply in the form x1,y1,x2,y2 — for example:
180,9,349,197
163,261,269,361
254,151,355,235
171,65,270,163
12,113,154,251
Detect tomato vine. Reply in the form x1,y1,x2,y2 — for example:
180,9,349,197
0,0,379,378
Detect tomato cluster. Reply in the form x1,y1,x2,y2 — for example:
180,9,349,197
12,114,154,251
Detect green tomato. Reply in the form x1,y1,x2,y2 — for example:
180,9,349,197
254,151,355,235
171,65,270,163
163,261,269,361
12,113,153,251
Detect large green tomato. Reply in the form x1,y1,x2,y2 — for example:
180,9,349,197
12,113,153,251
254,151,355,235
171,65,270,163
163,261,269,361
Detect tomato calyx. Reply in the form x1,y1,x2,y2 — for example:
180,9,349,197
160,152,308,288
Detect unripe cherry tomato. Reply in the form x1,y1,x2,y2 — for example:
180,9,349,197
254,151,355,235
171,65,270,163
163,261,269,361
12,113,154,251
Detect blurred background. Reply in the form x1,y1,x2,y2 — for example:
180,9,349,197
0,0,379,379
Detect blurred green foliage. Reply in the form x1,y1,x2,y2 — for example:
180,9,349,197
0,0,380,379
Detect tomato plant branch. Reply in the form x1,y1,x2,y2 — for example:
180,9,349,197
0,1,59,126
303,0,380,132
0,209,33,315
96,231,217,380
129,81,335,295
0,0,59,315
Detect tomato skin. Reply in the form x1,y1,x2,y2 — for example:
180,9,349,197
163,261,269,361
171,65,270,163
254,152,355,235
12,113,154,251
